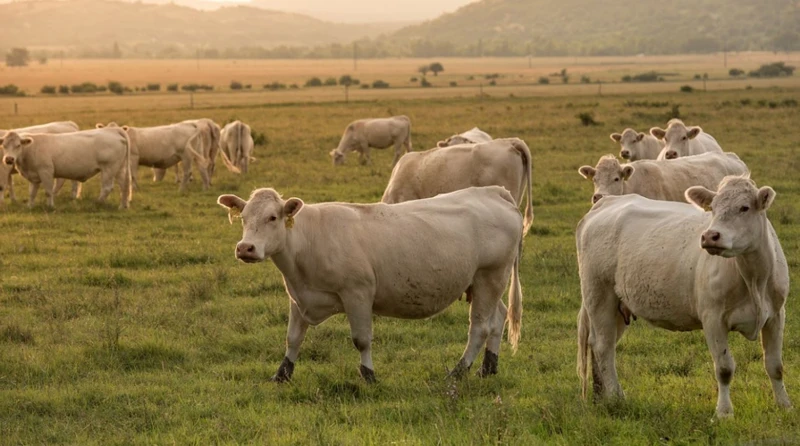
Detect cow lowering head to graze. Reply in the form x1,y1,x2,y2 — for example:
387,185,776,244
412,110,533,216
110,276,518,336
609,128,664,161
437,127,493,147
578,152,749,204
651,119,723,160
219,120,253,174
576,175,791,418
218,186,523,383
329,116,412,167
382,137,533,236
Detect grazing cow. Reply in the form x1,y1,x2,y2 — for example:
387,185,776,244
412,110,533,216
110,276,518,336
329,116,412,167
437,127,493,147
578,152,748,204
220,120,254,174
609,128,664,161
382,137,533,236
651,119,723,160
1,121,79,204
218,186,523,382
576,176,791,418
0,128,131,208
97,122,209,192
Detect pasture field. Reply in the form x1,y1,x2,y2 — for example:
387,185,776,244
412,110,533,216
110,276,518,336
1,80,800,444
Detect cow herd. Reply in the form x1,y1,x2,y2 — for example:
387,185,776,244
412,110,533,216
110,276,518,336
0,113,792,419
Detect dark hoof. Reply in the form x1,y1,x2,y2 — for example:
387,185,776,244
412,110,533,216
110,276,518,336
477,350,498,377
269,357,294,383
360,365,376,383
448,359,470,379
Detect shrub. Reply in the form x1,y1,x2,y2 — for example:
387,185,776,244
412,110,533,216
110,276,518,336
181,84,213,92
410,77,418,82
576,111,599,126
360,84,370,89
580,75,591,84
748,62,795,77
58,85,69,94
146,83,160,91
372,80,389,89
264,82,286,90
484,73,500,80
305,77,323,87
680,85,694,93
429,62,444,76
167,83,178,92
538,77,550,84
40,85,57,94
70,82,98,94
449,81,458,87
421,78,432,88
621,75,632,82
728,68,745,77
289,84,299,89
98,85,108,93
108,81,124,95
252,131,268,146
489,79,497,86
466,75,475,80
230,81,243,90
324,77,337,86
693,74,702,80
0,84,21,96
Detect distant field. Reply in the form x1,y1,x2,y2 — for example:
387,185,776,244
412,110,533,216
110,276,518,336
0,62,799,443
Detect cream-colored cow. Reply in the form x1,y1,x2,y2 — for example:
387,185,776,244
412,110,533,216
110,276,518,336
220,120,254,174
382,138,533,236
609,128,664,161
218,186,523,383
329,116,412,167
651,119,723,160
437,127,493,147
576,176,791,418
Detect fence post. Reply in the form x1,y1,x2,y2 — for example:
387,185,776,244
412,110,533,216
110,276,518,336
190,92,194,109
14,102,18,115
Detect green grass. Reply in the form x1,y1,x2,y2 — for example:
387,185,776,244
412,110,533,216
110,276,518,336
1,86,799,444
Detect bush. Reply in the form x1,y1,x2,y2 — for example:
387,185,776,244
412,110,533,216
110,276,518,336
252,131,268,146
466,75,474,80
729,68,745,77
580,75,591,84
167,84,179,92
576,111,599,126
489,79,497,86
146,83,160,91
245,84,252,89
324,77,337,86
58,85,70,94
0,84,21,96
304,77,323,87
230,81,243,90
421,78,432,88
181,84,213,92
538,77,550,84
484,73,500,80
748,62,795,78
680,85,694,93
429,62,444,76
449,81,458,87
621,75,632,82
264,82,287,91
40,85,57,94
372,80,389,89
289,84,299,89
410,77,418,82
70,82,99,94
693,74,702,80
360,84,370,89
108,81,124,95
98,85,108,93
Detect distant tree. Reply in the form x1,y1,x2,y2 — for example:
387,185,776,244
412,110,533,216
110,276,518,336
538,77,549,84
372,80,390,89
108,81,124,95
6,48,30,67
580,75,591,84
418,65,430,77
305,77,323,87
339,75,355,102
728,68,745,77
38,56,48,65
112,41,122,59
58,85,70,94
429,62,444,76
324,77,337,86
230,80,243,90
40,85,57,94
560,68,569,83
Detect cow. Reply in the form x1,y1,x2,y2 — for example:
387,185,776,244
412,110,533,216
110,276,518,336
651,119,723,160
578,152,748,204
437,127,492,147
1,121,79,204
0,128,131,209
609,128,664,161
217,186,523,383
382,138,533,236
329,116,412,167
220,120,254,174
576,175,791,418
96,122,209,192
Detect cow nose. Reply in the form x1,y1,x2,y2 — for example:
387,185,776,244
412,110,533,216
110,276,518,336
665,151,677,160
3,157,13,165
592,194,603,204
620,150,630,159
236,242,255,258
701,230,721,245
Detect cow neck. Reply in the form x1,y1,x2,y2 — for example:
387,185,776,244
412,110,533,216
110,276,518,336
269,211,308,281
733,217,775,338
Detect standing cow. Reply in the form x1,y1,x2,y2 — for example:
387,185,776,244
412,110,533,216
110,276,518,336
329,116,412,167
382,137,533,236
220,120,254,174
609,128,664,161
0,128,131,208
578,152,748,204
218,186,523,382
576,176,791,418
437,127,493,147
651,119,723,160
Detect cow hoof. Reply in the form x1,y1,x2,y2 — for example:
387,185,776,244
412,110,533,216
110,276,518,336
448,360,470,380
359,365,376,384
269,357,294,383
477,350,498,377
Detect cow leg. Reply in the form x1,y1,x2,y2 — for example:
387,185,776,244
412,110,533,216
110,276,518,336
28,181,40,208
97,171,115,203
391,141,403,167
40,175,55,208
477,299,507,377
71,181,82,199
271,301,309,383
129,153,140,190
585,288,625,400
703,322,735,418
196,161,211,191
115,162,131,209
53,178,66,195
179,158,192,193
342,298,376,383
7,172,14,202
761,308,792,409
153,167,167,182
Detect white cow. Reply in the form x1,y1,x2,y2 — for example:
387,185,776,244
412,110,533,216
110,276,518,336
218,186,523,382
153,118,237,183
437,127,493,147
576,176,791,418
329,116,412,167
651,119,723,160
578,152,748,204
1,121,79,203
0,128,131,208
382,137,533,236
220,120,254,174
609,128,664,161
97,122,209,192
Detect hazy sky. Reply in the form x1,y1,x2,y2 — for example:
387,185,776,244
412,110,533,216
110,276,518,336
212,0,476,23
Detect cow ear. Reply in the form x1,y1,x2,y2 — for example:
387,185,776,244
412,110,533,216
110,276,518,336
284,198,304,218
122,126,130,132
329,149,336,156
685,186,716,211
0,138,4,145
20,137,33,146
217,194,247,224
578,166,596,179
96,123,105,129
756,186,776,211
687,126,702,139
635,132,645,142
610,133,622,143
621,165,635,180
437,140,448,147
650,127,666,139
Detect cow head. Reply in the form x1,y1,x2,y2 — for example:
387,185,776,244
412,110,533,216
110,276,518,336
217,188,304,263
579,155,634,204
0,131,33,166
651,120,701,160
686,175,774,258
329,149,345,166
611,128,646,161
96,122,120,129
437,135,472,147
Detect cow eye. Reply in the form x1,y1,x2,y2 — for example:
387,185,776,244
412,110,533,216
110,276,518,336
614,177,619,182
682,136,687,141
268,216,277,222
739,206,749,213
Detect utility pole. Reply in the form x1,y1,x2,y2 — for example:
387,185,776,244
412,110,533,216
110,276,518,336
527,42,531,68
353,42,358,71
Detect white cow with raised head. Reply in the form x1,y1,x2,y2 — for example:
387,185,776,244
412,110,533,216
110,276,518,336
578,152,748,204
382,137,533,236
437,127,492,147
220,120,254,174
651,119,723,160
218,186,523,383
609,128,664,161
329,116,412,167
576,175,791,418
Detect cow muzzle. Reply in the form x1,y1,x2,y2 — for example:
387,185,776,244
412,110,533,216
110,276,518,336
665,151,678,160
620,150,630,159
2,156,13,165
235,242,263,263
700,230,726,256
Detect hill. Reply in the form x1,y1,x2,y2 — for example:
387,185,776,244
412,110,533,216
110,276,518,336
388,0,800,56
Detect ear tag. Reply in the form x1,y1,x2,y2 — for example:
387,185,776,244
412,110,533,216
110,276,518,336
703,204,712,212
228,207,242,224
285,216,295,229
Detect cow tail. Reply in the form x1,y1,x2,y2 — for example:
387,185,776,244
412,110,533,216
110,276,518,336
577,305,590,400
122,129,132,205
405,119,412,152
216,122,240,174
186,129,209,171
511,138,534,237
507,237,523,353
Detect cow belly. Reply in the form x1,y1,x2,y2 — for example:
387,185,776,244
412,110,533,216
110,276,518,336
372,271,473,319
144,154,181,169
